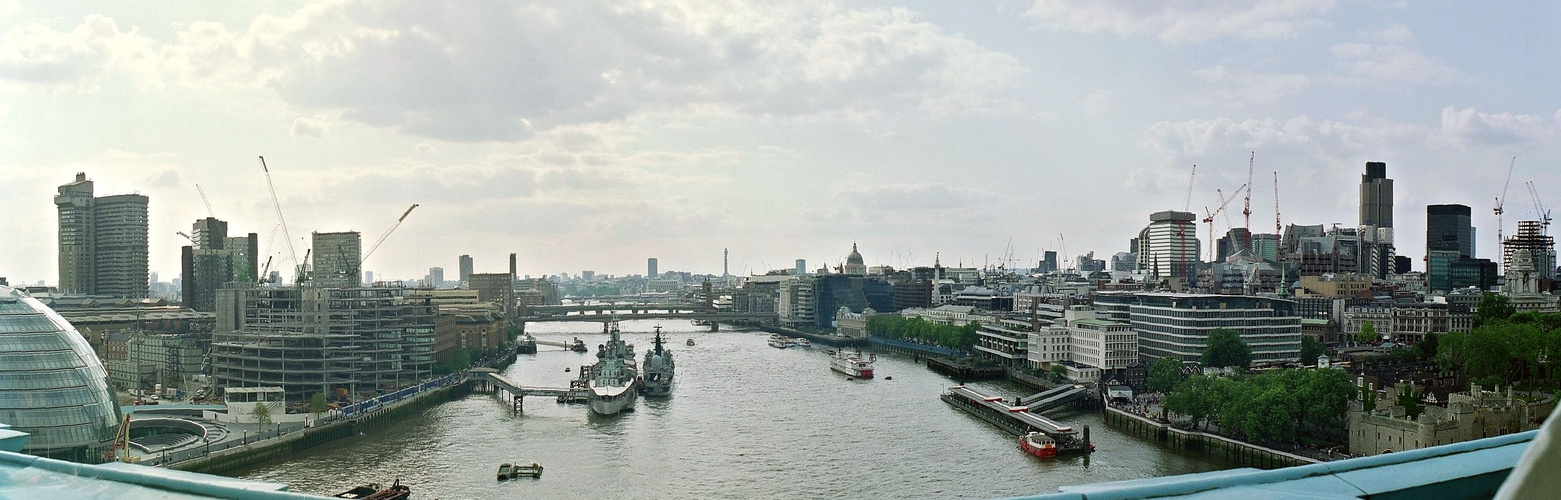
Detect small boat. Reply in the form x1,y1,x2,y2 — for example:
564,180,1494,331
497,463,514,480
514,462,544,478
564,367,571,372
686,338,695,346
1020,432,1059,458
334,479,410,499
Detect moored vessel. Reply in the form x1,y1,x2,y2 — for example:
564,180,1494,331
1019,432,1059,458
587,320,638,415
830,349,875,378
333,479,410,499
642,326,675,397
517,334,537,354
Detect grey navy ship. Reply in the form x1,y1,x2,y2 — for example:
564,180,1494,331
641,326,674,397
587,320,638,415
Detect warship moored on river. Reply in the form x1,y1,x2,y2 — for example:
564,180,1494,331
587,320,638,415
641,326,675,397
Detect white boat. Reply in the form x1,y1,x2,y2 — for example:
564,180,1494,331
588,321,638,415
768,335,791,349
830,349,875,379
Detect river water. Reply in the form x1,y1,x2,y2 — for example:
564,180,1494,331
236,321,1235,499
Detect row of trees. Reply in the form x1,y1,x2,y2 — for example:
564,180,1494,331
1436,296,1561,390
1162,368,1357,443
432,346,488,375
865,315,979,350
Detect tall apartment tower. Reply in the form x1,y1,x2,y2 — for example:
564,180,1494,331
311,231,362,287
55,173,149,298
181,217,259,311
1426,204,1474,292
648,257,659,278
458,254,473,286
1359,162,1395,279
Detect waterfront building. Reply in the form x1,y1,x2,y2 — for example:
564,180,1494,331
1502,249,1560,313
890,278,933,311
1026,324,1071,369
1128,293,1301,364
1135,211,1200,281
1359,162,1396,279
1065,308,1137,373
468,273,515,317
54,173,150,299
310,231,362,288
1349,384,1546,456
972,314,1031,367
0,285,123,463
834,306,874,338
777,277,815,328
210,285,436,402
811,274,892,328
648,257,659,278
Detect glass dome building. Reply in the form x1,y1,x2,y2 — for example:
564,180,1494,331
0,285,122,462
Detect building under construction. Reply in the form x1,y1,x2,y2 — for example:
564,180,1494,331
209,284,436,402
1503,220,1556,289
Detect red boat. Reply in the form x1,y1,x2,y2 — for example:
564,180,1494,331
1019,432,1059,458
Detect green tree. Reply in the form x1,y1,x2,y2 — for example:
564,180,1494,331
252,401,273,428
1413,333,1439,361
1148,357,1184,393
1356,321,1378,344
1361,384,1377,413
308,392,329,414
1299,336,1326,366
1397,385,1424,421
1299,369,1356,433
1049,364,1068,381
1475,293,1516,328
1201,329,1252,369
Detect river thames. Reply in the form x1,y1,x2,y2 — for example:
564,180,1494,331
236,321,1236,499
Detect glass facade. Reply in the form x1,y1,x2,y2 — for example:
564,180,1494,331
0,285,123,463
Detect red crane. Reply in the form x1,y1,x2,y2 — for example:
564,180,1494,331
1204,184,1247,262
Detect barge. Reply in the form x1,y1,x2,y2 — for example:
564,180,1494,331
941,386,1092,456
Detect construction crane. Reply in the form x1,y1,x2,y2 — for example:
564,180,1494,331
1179,165,1196,279
1273,171,1282,233
195,184,215,218
345,204,420,283
1242,152,1254,251
176,231,192,243
258,255,274,284
259,156,302,281
1526,180,1552,235
1204,184,1247,262
1058,233,1069,273
1495,157,1516,246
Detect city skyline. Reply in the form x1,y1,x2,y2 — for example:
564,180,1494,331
2,2,1560,283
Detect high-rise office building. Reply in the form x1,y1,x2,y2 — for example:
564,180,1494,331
181,217,258,311
795,259,806,276
311,231,362,287
428,267,444,288
1359,162,1395,279
1427,204,1474,291
458,254,473,286
54,173,149,298
1043,251,1058,273
1135,211,1200,280
648,257,659,278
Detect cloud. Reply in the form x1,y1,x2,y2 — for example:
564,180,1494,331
1078,90,1111,117
1439,106,1559,150
0,14,161,89
126,1,1027,142
845,183,997,211
1025,0,1336,43
1188,24,1455,107
290,116,328,137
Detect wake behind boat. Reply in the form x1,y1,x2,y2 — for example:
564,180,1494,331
587,320,638,415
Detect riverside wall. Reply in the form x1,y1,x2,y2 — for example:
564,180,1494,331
173,350,514,476
1103,406,1319,469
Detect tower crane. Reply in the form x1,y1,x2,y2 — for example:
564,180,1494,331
259,156,302,282
344,204,420,284
1526,180,1551,235
1203,184,1247,262
195,184,215,218
1495,157,1516,246
1242,152,1254,251
1178,165,1196,279
1274,171,1282,233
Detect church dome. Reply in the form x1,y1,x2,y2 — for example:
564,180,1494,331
847,243,864,265
0,285,122,462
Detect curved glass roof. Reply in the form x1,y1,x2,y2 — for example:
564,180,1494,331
0,286,122,463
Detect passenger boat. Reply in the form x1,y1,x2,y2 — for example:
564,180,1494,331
830,349,875,379
334,479,410,499
1019,432,1059,457
768,335,791,348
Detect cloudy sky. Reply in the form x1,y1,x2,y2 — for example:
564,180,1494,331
1,1,1558,284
